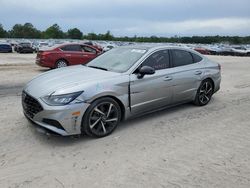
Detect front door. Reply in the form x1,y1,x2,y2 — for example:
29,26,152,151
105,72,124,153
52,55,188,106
130,50,173,115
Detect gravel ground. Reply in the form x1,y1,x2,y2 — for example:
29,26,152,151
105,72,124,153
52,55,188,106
0,53,250,188
0,52,36,66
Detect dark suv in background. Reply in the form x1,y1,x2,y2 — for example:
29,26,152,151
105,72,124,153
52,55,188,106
15,42,35,53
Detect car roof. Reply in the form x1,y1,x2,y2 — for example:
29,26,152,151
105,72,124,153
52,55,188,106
118,44,196,53
0,42,10,45
50,42,99,51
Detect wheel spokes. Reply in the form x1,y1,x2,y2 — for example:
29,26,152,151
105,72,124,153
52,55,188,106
200,89,205,93
101,121,107,133
204,95,210,102
206,87,212,95
90,117,101,129
105,118,118,122
107,103,113,118
205,82,208,91
94,107,105,116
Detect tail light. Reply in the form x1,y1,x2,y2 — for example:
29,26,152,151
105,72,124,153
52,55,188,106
40,51,51,56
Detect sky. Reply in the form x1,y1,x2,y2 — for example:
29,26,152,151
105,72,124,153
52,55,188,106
0,0,250,37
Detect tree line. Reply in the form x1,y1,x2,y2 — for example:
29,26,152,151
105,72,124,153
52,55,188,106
0,23,250,44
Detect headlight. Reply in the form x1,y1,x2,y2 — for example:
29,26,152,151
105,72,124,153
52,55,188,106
41,91,83,106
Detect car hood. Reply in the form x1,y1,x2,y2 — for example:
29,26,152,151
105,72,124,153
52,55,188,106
24,65,120,98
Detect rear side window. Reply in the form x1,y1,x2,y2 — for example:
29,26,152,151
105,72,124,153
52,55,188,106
82,45,96,53
192,53,203,63
61,45,81,52
172,50,193,67
141,50,170,70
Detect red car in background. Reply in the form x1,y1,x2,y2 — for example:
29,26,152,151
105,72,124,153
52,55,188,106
83,41,103,52
194,47,211,55
36,43,101,68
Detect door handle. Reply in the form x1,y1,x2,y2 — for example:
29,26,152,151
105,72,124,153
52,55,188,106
194,70,202,75
164,76,173,81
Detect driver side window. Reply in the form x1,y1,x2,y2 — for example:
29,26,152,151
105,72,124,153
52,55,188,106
141,50,170,70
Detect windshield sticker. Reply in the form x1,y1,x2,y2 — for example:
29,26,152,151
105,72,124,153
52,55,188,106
131,49,146,53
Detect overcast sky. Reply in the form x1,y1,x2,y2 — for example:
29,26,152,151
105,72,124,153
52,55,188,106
0,0,250,36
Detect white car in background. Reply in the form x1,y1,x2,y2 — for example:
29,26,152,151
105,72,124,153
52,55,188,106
231,46,248,56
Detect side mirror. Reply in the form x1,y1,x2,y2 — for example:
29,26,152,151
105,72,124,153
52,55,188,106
137,66,155,79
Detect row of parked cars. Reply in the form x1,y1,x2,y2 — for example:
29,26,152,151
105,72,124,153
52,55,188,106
0,39,120,54
1,39,250,57
193,45,250,56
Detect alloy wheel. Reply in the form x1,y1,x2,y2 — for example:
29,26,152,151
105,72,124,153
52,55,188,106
88,102,119,136
198,81,213,105
56,60,67,68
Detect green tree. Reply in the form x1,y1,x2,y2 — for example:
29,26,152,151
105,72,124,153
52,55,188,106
0,24,7,38
102,31,113,40
85,32,98,40
43,24,64,39
9,24,23,38
9,23,41,38
67,28,82,39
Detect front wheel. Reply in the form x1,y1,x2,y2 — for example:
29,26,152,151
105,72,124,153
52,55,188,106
194,80,214,106
82,98,121,138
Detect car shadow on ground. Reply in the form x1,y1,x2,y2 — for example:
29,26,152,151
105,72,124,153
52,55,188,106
117,102,195,131
37,68,50,72
29,99,216,146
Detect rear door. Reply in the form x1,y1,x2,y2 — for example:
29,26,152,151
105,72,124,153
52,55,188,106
130,50,174,114
170,49,204,103
80,45,98,64
60,44,83,65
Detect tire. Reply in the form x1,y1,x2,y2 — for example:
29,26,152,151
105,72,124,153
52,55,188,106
55,59,68,68
81,97,121,138
194,79,214,106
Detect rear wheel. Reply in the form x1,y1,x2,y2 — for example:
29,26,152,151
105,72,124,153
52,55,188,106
55,60,67,68
82,97,121,138
194,79,214,106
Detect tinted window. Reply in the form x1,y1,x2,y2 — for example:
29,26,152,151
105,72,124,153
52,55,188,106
82,45,96,53
172,50,193,67
192,53,202,63
141,50,170,70
61,45,81,52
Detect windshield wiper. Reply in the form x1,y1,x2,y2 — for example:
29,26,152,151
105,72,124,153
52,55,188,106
87,65,108,71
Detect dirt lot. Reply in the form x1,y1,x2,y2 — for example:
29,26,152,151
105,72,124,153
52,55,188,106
0,53,250,188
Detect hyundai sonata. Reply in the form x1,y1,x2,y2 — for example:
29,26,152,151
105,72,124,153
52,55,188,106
22,45,221,137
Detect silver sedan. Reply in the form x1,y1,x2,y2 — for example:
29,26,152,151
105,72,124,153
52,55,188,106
22,45,221,137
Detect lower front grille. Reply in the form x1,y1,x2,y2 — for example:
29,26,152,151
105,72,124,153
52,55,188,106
42,119,66,131
22,91,43,118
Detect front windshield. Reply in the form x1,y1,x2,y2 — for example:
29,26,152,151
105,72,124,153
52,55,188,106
86,47,147,73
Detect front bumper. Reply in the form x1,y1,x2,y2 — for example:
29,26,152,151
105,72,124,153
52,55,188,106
22,92,90,136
